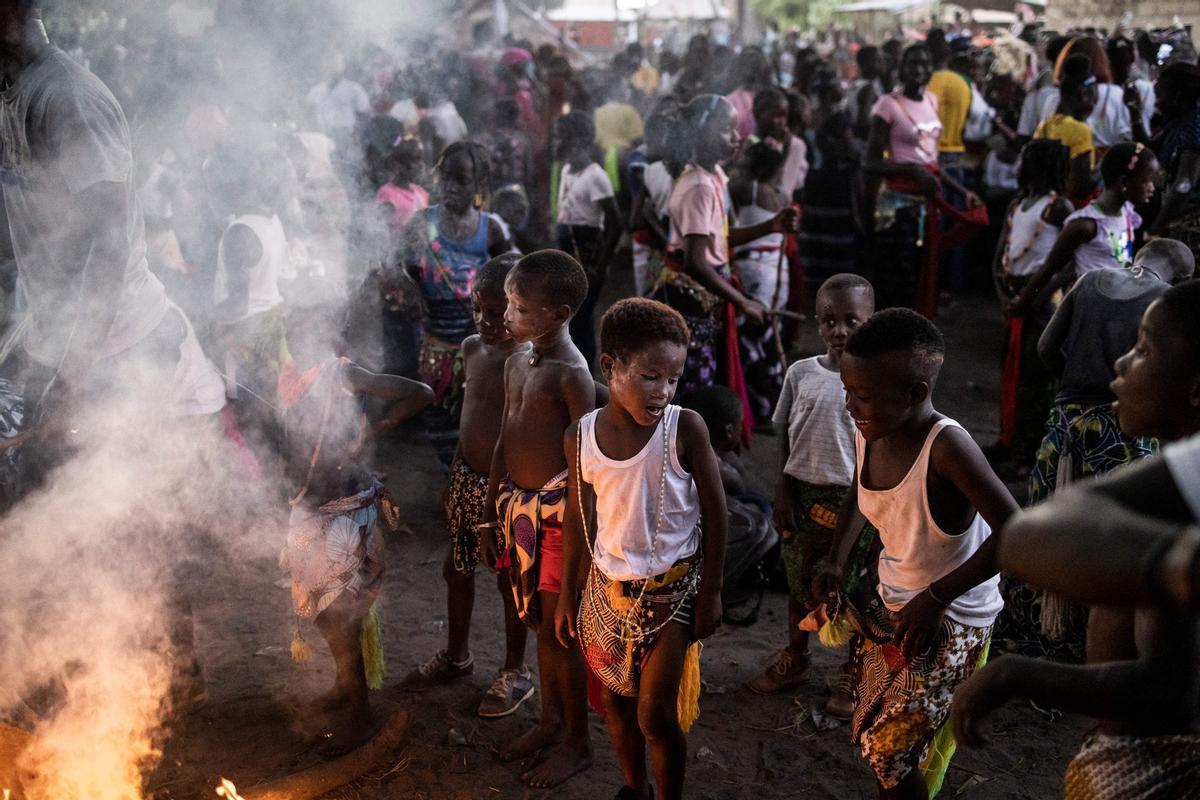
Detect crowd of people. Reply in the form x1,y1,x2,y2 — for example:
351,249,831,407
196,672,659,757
4,0,1200,797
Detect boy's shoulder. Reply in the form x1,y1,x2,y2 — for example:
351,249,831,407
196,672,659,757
785,355,837,384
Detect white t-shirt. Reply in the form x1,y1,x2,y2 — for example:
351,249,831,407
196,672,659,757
643,160,674,221
772,356,856,486
1018,84,1132,147
1165,436,1200,521
557,162,614,229
0,48,169,366
307,78,370,135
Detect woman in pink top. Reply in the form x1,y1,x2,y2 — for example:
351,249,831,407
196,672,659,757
375,137,429,233
864,44,985,316
660,94,795,441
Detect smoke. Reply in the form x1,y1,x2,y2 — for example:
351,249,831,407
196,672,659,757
0,0,452,797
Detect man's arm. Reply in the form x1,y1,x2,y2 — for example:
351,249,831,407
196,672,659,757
343,365,434,435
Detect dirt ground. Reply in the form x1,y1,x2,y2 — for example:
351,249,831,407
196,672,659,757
147,287,1087,800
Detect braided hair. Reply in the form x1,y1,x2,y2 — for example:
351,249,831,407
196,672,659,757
434,140,492,204
1017,139,1070,197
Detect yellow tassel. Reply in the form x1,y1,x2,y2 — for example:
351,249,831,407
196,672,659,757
676,641,703,732
817,617,854,648
291,629,312,663
361,603,386,691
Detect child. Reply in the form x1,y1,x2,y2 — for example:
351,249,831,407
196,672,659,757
630,107,677,297
557,297,727,800
997,239,1195,662
1010,142,1159,316
402,141,511,469
375,135,428,234
282,301,433,753
661,94,795,424
403,255,535,719
730,138,787,426
750,275,877,723
555,111,623,367
988,140,1074,472
798,113,863,299
952,278,1200,800
814,308,1018,799
480,249,596,788
1032,54,1098,205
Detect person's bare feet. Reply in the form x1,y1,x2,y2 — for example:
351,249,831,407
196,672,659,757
498,722,558,762
315,705,376,759
521,742,593,788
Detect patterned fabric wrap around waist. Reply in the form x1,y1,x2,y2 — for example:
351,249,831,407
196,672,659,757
579,556,700,698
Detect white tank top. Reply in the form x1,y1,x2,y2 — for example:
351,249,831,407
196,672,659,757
733,181,784,249
855,418,1003,628
1004,194,1059,278
215,213,288,320
579,405,701,581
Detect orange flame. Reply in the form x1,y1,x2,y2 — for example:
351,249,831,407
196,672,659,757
215,777,245,799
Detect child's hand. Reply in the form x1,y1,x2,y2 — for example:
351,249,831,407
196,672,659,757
950,658,1015,747
895,587,946,661
965,190,983,210
692,589,723,640
479,525,502,574
773,490,798,533
811,560,843,604
771,207,800,235
554,589,578,648
739,296,769,326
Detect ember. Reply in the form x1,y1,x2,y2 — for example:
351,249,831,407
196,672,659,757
215,778,244,800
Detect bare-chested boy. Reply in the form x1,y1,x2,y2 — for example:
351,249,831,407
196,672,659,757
404,254,535,720
481,249,595,787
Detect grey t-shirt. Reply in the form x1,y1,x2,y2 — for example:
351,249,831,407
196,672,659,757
1038,269,1168,405
1,47,167,366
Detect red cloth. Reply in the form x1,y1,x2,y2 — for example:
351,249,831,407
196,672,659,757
998,317,1024,448
886,165,990,318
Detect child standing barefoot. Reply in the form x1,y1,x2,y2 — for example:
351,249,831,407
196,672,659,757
750,275,877,720
815,309,1017,799
558,298,727,800
403,255,535,719
282,303,433,753
481,250,596,788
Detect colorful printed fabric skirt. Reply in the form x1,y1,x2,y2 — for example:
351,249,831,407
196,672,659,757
445,456,490,575
496,470,567,625
1064,731,1200,800
779,478,880,609
419,332,466,471
578,559,698,698
288,480,399,619
995,403,1156,662
849,599,992,793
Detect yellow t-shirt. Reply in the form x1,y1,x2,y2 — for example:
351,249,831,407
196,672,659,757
927,70,971,154
1035,114,1095,168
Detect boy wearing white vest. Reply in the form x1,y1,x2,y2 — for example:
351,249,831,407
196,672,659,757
814,308,1018,799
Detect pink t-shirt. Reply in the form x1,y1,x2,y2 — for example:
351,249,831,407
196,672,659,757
871,91,942,166
668,164,730,269
377,183,429,232
725,88,756,143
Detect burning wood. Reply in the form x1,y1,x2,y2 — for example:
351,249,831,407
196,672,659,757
215,708,410,800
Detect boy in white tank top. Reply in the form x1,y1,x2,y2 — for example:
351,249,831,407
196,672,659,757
557,298,728,800
815,308,1018,798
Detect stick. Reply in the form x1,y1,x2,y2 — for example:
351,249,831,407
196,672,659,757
766,308,805,322
768,242,789,373
241,708,411,800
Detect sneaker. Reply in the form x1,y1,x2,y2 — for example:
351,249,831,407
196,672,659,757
477,666,535,718
402,650,474,689
747,649,810,695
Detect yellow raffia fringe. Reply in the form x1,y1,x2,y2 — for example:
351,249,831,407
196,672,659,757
291,628,313,663
817,617,855,648
361,602,386,690
676,641,703,732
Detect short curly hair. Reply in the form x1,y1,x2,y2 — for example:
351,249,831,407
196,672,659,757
600,298,691,362
846,308,945,379
507,249,589,313
474,253,520,299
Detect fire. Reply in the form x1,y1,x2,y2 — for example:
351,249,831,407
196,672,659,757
215,778,245,799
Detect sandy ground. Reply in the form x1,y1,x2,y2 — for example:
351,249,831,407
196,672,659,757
145,290,1088,800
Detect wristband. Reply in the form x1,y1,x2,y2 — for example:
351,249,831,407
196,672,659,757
925,584,951,607
474,521,501,532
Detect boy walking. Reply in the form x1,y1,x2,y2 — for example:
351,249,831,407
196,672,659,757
816,309,1017,799
482,250,596,788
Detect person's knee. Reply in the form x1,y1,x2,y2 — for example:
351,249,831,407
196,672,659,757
636,695,679,741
